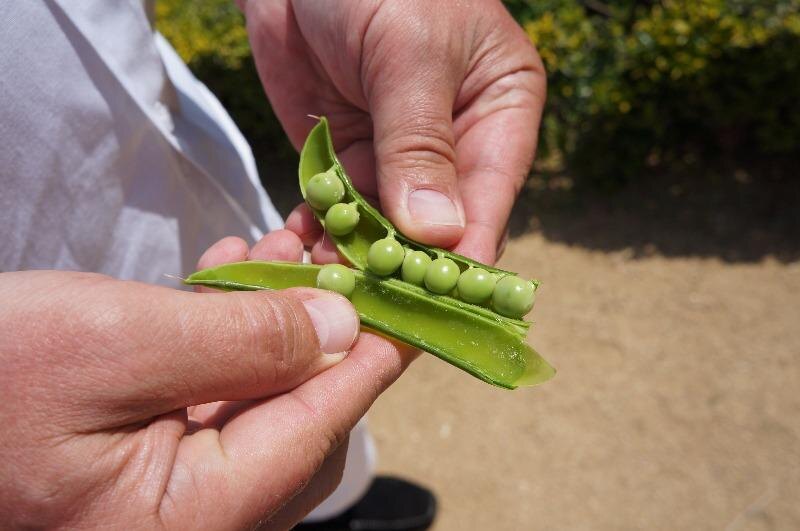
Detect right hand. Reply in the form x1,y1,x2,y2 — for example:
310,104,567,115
0,229,416,530
244,0,546,266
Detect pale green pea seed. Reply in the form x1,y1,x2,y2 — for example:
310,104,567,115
306,170,345,211
316,263,356,297
457,267,496,304
401,250,432,286
492,275,535,318
325,203,360,236
367,238,405,276
425,258,460,294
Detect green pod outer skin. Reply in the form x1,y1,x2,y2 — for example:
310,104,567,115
185,261,555,390
299,118,531,281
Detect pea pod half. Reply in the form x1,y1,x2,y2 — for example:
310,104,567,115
185,261,554,389
299,117,520,277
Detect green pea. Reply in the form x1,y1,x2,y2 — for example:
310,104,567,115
425,258,460,294
401,250,432,286
367,238,405,276
457,267,496,304
316,263,355,297
306,170,345,211
492,275,535,318
325,202,360,236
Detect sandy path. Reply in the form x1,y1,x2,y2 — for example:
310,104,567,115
368,232,800,530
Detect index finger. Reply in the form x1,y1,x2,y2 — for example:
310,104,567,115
453,102,541,264
160,333,419,530
452,37,546,264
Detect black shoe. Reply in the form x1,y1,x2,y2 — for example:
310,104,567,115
294,476,437,531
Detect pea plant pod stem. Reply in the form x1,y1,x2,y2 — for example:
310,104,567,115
299,117,521,278
185,261,555,389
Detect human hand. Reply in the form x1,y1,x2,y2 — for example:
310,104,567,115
243,0,546,264
0,230,415,529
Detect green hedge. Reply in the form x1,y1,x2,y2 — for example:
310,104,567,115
513,0,800,185
157,0,800,188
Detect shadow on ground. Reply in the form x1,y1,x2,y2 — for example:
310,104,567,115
508,164,800,263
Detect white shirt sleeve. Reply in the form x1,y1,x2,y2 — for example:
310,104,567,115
0,0,283,284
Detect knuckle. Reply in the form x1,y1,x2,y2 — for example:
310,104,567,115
234,292,315,390
380,113,456,178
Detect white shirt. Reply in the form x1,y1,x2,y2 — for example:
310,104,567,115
0,2,372,519
0,0,283,284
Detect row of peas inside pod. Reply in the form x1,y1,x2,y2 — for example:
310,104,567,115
306,169,535,319
366,241,535,319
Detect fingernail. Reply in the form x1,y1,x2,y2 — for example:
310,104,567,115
303,293,359,355
408,189,464,226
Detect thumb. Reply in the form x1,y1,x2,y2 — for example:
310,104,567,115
369,61,465,247
74,280,359,423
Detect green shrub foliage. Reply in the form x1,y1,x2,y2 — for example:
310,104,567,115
516,0,800,184
158,0,800,187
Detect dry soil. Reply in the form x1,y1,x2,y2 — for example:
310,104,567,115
368,232,800,531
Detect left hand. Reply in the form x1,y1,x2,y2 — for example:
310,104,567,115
0,229,416,530
188,230,420,529
242,0,546,265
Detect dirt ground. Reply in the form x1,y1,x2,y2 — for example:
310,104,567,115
361,176,800,531
265,158,799,529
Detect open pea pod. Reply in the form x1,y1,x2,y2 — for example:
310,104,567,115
187,117,553,389
186,261,555,389
299,117,521,278
300,116,534,333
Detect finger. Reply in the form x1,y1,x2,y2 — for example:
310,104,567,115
160,333,418,529
496,225,510,261
73,283,360,426
197,236,249,270
189,399,256,431
191,230,304,424
262,438,350,530
328,139,382,209
367,14,466,247
243,0,327,149
285,204,323,248
248,229,304,262
311,236,347,265
195,237,249,293
452,104,541,265
452,26,546,265
336,139,378,198
450,220,499,265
